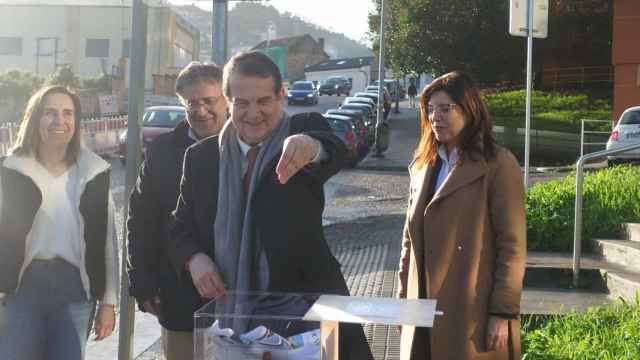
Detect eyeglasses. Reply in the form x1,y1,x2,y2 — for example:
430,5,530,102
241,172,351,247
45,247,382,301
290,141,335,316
426,103,457,116
183,96,221,113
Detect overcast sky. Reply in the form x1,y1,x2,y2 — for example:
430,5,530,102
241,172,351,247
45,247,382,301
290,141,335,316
167,0,376,43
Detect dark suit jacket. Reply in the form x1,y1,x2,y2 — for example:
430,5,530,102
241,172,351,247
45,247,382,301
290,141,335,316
127,121,202,331
168,112,347,294
168,112,373,359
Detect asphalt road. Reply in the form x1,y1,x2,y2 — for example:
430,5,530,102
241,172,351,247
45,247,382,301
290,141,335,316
285,93,347,116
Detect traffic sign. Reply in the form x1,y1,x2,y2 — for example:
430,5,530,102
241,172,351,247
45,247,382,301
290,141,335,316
509,0,549,39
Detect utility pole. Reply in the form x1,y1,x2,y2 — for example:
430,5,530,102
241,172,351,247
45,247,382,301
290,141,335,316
373,0,386,158
523,0,534,189
212,0,228,65
118,0,147,359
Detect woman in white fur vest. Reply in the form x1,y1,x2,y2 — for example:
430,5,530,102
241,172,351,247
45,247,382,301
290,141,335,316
0,86,119,360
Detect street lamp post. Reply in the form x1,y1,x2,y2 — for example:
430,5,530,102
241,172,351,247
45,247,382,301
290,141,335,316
373,0,386,158
212,0,228,65
118,0,147,359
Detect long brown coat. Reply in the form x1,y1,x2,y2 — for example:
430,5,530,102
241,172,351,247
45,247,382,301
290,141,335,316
398,146,526,360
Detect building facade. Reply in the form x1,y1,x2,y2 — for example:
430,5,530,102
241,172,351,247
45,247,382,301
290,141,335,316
252,34,328,82
0,0,200,90
612,0,640,122
304,57,373,94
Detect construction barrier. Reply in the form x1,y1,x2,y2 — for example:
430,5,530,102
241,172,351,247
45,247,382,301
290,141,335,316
0,116,127,157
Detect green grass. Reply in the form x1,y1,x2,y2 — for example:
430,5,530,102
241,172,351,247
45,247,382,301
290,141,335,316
522,297,640,360
485,90,612,133
526,165,640,252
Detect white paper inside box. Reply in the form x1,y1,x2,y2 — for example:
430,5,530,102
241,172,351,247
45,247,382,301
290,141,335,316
194,292,322,360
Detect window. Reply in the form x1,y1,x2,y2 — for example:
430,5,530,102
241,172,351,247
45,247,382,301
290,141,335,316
122,39,130,58
86,39,109,58
0,37,22,56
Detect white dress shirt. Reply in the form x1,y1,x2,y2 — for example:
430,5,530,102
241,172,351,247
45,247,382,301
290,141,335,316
435,145,459,194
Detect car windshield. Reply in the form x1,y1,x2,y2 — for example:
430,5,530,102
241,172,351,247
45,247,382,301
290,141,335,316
620,110,640,125
327,119,350,132
328,110,358,118
343,106,369,116
143,110,185,128
292,82,313,90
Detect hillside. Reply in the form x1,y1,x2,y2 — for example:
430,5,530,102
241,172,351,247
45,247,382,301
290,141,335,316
171,2,372,60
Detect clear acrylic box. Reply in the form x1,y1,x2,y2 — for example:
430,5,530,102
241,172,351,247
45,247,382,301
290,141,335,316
194,291,439,360
194,291,323,360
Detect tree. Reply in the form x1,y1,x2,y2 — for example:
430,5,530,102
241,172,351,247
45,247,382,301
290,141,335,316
369,0,526,83
45,65,80,89
83,73,112,93
369,0,611,86
0,70,44,122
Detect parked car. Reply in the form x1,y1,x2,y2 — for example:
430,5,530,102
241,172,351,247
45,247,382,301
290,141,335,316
365,86,392,109
354,92,379,106
118,106,186,162
325,109,370,152
344,96,376,108
373,79,401,101
324,114,360,167
319,76,351,96
339,103,376,142
606,106,640,164
287,81,318,105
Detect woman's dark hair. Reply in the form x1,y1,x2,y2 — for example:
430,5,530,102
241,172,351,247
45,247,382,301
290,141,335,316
222,51,283,99
11,86,82,164
414,71,496,169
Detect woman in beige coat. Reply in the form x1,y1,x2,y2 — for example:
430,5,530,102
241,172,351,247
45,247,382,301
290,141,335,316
398,71,526,360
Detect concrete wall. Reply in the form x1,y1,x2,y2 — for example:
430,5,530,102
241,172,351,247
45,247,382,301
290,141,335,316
305,66,372,94
0,4,199,90
612,0,640,122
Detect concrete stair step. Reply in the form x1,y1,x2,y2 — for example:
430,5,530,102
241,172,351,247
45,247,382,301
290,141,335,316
526,251,640,306
594,239,640,272
603,269,640,301
521,288,611,315
527,251,608,270
623,223,640,242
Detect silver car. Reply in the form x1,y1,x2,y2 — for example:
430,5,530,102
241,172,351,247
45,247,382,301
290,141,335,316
606,106,640,164
343,96,375,108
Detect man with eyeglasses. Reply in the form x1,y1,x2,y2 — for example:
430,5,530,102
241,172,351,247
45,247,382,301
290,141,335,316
167,51,373,359
126,62,228,360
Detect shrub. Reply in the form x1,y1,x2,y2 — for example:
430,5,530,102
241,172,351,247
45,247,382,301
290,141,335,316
526,165,640,252
484,89,612,132
522,297,640,360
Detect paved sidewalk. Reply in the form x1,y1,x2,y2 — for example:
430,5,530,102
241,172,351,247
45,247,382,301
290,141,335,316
359,102,420,172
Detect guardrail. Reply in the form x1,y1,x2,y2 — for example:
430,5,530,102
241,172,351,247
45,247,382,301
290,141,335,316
573,143,640,287
0,115,127,157
580,119,611,157
542,66,613,89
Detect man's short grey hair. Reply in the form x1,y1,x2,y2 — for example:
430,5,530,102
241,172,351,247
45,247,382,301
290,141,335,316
175,61,223,96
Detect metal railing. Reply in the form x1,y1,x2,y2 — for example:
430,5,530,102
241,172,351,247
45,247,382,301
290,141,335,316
580,119,611,157
543,65,613,89
573,143,640,287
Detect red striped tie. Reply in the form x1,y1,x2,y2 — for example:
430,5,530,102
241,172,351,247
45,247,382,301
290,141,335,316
243,145,260,193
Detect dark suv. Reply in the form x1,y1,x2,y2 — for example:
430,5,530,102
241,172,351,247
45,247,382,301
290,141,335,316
319,77,351,96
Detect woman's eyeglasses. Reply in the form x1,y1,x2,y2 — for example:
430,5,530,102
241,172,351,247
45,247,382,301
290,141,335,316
426,103,457,116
